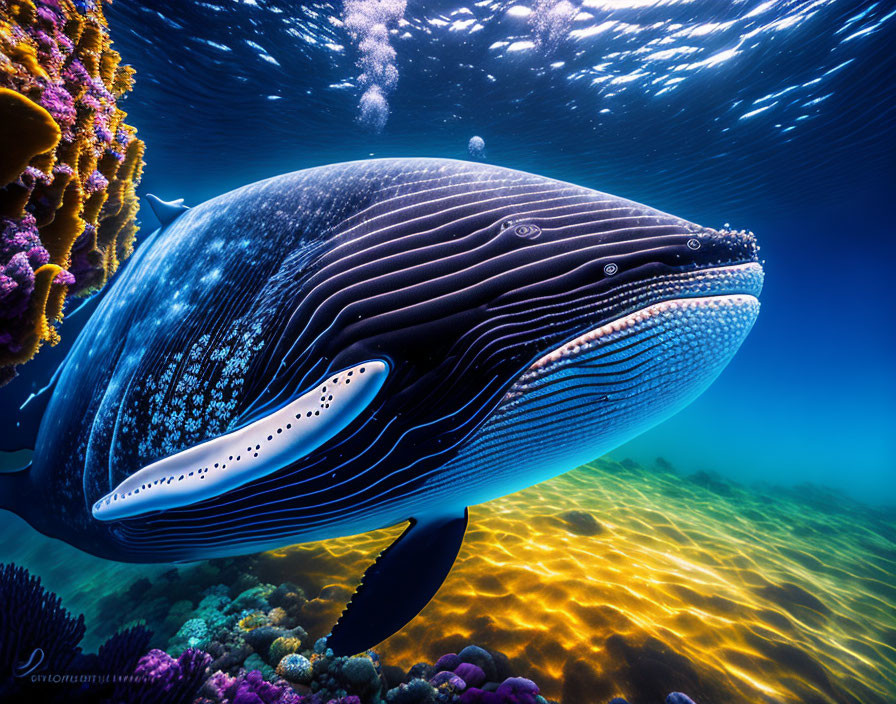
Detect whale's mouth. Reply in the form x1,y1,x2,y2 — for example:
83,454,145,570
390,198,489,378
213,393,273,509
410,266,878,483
501,261,764,412
442,274,762,507
601,261,764,316
519,292,760,385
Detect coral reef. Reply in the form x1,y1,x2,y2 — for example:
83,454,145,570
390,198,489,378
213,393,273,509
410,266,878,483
0,0,144,383
0,560,575,704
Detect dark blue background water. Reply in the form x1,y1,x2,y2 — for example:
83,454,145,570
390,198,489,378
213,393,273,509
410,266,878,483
98,0,894,504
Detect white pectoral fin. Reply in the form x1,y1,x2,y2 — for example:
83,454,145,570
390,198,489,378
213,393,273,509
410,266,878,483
92,360,389,521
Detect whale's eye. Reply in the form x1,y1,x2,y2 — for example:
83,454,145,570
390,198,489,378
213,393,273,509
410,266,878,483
604,262,619,276
687,238,701,250
509,222,541,240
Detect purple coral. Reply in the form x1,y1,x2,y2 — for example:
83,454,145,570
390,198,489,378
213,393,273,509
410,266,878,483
117,648,211,704
459,677,540,704
38,82,76,131
431,670,466,690
433,653,461,672
84,169,109,194
198,669,300,704
0,215,68,357
454,663,486,689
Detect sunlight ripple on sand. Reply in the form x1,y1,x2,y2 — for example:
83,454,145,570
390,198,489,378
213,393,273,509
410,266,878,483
268,458,896,704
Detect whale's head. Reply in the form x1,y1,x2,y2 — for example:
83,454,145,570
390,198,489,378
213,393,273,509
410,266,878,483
408,170,764,498
285,159,763,502
252,159,762,439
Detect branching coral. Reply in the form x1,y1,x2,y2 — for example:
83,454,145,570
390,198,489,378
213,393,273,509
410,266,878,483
0,0,144,384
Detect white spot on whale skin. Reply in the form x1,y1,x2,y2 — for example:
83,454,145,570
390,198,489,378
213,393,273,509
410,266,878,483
92,360,389,521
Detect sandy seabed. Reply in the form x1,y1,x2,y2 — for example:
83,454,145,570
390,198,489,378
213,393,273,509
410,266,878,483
260,459,896,704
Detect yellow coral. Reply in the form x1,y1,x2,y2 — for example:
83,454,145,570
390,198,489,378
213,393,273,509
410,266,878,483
0,88,59,186
237,612,268,632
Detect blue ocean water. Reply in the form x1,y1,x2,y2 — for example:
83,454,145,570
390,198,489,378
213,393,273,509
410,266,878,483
101,0,895,504
2,4,896,703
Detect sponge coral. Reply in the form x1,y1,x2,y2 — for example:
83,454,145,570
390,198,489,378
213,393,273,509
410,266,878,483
0,0,144,384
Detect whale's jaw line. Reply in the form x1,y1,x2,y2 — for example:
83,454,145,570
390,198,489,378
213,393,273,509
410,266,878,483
522,291,760,383
511,260,763,402
435,280,761,506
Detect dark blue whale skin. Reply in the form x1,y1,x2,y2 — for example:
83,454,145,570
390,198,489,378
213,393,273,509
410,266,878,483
0,158,762,654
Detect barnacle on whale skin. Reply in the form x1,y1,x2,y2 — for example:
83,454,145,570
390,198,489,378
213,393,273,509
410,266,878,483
0,0,145,384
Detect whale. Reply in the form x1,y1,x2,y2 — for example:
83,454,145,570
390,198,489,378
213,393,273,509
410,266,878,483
0,158,763,655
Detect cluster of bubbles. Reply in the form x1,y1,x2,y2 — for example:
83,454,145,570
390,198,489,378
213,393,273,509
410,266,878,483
529,0,578,52
342,0,407,132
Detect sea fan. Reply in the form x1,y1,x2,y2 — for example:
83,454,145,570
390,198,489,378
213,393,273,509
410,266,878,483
0,562,86,689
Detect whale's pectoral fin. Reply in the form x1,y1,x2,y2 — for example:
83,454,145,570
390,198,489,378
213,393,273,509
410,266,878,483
92,361,389,521
327,508,469,656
